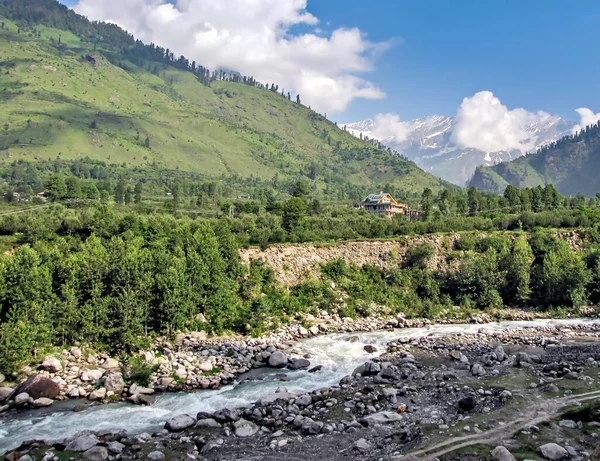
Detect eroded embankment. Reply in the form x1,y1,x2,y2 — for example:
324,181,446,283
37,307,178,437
239,232,582,286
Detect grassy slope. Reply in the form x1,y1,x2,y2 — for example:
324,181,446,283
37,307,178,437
0,16,449,194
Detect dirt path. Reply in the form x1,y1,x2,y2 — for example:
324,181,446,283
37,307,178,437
398,389,600,461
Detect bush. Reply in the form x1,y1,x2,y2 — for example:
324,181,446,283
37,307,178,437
126,356,158,387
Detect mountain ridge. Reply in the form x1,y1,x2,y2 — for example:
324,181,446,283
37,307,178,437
0,0,452,198
346,115,576,186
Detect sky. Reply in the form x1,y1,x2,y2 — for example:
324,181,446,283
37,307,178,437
58,0,600,151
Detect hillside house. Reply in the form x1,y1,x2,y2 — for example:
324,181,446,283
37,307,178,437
362,192,406,218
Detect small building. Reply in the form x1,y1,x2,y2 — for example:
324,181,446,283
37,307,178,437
362,192,406,218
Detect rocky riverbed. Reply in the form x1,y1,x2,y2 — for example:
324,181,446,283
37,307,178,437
4,319,600,460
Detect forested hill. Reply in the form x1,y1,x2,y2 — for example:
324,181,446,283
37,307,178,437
469,122,600,196
0,0,450,197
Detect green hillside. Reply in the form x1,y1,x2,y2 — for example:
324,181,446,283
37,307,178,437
470,123,600,196
0,0,450,196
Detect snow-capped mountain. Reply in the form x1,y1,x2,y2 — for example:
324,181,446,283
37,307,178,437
345,115,576,186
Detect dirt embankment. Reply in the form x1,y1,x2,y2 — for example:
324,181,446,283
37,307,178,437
239,235,459,286
239,232,583,287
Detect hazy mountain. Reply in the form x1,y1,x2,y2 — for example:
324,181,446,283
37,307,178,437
469,122,600,196
346,115,576,186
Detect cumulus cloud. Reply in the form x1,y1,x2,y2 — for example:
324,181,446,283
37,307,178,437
72,0,387,113
451,91,552,153
573,107,600,134
368,113,412,142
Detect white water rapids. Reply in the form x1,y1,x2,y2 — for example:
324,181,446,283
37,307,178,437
0,318,598,452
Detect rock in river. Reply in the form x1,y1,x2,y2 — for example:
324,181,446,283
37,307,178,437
234,419,259,437
12,374,60,400
268,351,288,368
165,414,196,432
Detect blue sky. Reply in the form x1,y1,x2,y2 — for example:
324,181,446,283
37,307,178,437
59,0,600,122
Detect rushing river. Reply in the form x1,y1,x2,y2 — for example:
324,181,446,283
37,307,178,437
1,318,599,452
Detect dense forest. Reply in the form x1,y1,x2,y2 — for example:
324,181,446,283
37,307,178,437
470,121,600,196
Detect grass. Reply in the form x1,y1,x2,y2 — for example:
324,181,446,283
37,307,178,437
0,22,449,194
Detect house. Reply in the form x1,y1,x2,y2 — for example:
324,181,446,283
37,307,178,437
362,192,406,218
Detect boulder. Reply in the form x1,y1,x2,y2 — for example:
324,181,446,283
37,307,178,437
82,447,108,461
40,356,62,373
70,347,82,359
12,374,60,400
308,365,323,373
471,363,485,376
0,387,14,402
259,392,296,406
195,418,221,428
268,351,288,368
295,394,312,406
234,419,259,437
165,414,196,432
288,358,311,370
80,369,104,383
104,372,125,395
65,432,99,451
89,387,107,401
198,361,213,372
354,438,371,453
364,345,378,353
361,411,403,425
558,419,576,429
14,392,30,405
458,395,477,411
108,441,125,454
32,397,54,408
102,358,120,370
492,446,517,461
494,346,507,362
538,443,568,460
147,451,165,461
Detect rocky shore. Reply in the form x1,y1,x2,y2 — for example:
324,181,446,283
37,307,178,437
5,319,600,460
0,309,586,413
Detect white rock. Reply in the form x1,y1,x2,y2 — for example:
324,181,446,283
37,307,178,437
165,414,196,432
234,419,259,437
538,443,568,460
15,392,30,405
33,397,54,408
70,347,82,359
80,369,104,382
41,356,62,373
147,451,165,460
89,387,107,401
491,446,516,461
198,361,213,372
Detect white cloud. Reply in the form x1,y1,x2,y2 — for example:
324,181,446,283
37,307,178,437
368,113,412,142
72,0,387,113
451,91,551,153
573,107,600,134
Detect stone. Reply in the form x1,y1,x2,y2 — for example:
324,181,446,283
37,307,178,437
362,411,403,425
65,433,99,451
147,451,165,460
516,352,531,365
458,395,477,411
538,443,568,460
0,387,13,402
354,438,371,453
82,447,108,461
308,365,323,373
70,347,82,359
12,374,60,400
89,388,107,401
102,358,120,370
40,356,63,373
259,392,297,406
81,369,104,383
288,358,311,370
234,419,259,437
175,368,187,380
491,446,517,461
221,407,240,422
494,346,507,362
195,418,221,428
268,351,288,368
364,345,378,353
33,397,54,408
471,363,485,376
104,372,125,395
295,394,312,406
198,361,213,372
450,350,462,360
14,392,30,405
108,441,125,454
558,419,576,429
165,414,196,432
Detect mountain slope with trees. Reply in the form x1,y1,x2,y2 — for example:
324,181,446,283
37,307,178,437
469,122,600,196
0,0,450,198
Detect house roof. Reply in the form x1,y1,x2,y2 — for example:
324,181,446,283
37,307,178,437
363,192,389,203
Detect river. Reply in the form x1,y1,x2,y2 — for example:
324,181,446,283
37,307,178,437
0,317,598,452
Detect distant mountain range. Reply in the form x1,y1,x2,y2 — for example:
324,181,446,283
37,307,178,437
469,122,600,197
346,115,576,186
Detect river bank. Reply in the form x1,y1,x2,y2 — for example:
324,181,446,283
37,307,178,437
3,317,600,458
